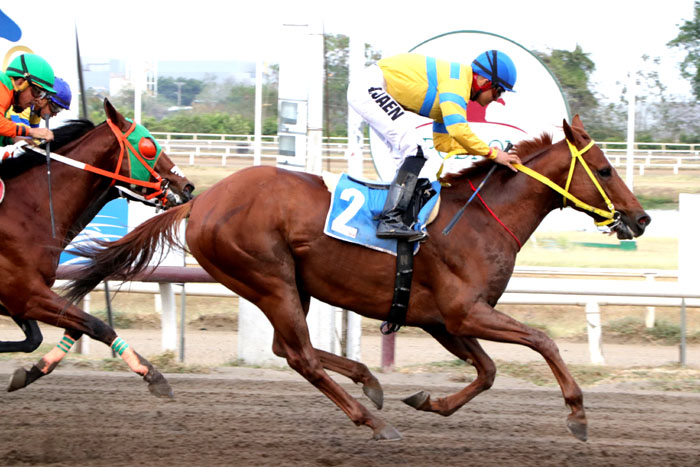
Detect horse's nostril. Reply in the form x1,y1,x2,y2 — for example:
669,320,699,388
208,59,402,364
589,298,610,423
638,214,651,226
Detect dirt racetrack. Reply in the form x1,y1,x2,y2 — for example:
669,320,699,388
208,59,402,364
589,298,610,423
2,362,699,467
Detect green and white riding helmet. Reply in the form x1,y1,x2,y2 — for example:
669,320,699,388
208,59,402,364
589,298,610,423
5,53,56,94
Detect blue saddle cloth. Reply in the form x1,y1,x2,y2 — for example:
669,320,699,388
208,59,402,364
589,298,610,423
323,173,441,255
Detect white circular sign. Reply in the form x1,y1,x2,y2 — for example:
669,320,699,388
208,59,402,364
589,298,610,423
370,30,571,181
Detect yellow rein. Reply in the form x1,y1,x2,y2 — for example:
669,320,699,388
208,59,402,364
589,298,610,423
512,139,617,227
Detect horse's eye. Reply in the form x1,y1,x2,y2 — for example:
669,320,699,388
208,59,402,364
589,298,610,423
598,167,612,178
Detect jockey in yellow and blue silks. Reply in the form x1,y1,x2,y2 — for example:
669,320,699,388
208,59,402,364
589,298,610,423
5,77,72,128
347,50,522,242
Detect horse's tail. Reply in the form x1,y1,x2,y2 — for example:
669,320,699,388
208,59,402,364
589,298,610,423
62,202,193,304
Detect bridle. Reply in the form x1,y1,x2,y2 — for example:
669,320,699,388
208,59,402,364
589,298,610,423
513,139,620,229
440,137,622,248
48,119,170,206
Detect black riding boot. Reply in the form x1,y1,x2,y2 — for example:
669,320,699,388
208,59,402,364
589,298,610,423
376,155,427,242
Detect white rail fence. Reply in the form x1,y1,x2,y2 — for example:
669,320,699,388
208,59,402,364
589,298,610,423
54,266,698,367
151,132,700,174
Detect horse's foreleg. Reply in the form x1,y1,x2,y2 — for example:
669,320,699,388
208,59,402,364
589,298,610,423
402,328,496,416
450,299,587,441
272,333,384,409
6,290,172,398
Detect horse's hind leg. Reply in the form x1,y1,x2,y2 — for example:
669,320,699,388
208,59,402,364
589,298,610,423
272,291,383,408
402,327,496,416
253,287,398,440
272,334,384,409
0,306,43,353
7,328,82,391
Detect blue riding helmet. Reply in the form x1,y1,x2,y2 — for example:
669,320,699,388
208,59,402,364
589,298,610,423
471,50,517,92
50,77,72,110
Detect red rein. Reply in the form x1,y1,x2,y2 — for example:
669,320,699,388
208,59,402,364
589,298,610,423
467,179,522,250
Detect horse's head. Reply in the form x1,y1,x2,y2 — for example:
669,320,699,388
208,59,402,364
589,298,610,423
104,99,194,209
561,115,650,239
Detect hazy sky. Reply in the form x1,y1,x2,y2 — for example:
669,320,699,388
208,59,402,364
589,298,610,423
72,0,695,100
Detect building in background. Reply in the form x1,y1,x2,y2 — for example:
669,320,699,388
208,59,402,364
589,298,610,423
81,59,257,97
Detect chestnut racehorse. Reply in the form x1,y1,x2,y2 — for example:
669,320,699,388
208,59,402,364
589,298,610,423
63,116,650,439
1,99,194,397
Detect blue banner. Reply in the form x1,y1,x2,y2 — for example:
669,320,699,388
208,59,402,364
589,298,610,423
59,198,128,265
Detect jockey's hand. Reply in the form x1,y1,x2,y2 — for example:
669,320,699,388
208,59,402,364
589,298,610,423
28,127,54,143
493,147,521,172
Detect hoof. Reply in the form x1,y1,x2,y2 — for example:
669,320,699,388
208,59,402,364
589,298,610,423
144,369,174,399
567,417,588,442
7,367,27,392
402,390,430,410
363,382,384,410
372,423,402,441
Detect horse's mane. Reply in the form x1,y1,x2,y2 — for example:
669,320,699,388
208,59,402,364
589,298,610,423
439,133,553,185
513,133,553,161
0,119,96,179
48,119,97,151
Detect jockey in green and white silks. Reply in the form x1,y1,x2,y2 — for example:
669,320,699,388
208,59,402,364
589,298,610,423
0,53,55,146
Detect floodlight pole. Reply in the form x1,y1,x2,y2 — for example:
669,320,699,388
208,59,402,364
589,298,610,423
254,60,263,166
625,69,636,192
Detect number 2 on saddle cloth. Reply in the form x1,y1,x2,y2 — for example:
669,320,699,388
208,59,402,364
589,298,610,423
324,173,441,333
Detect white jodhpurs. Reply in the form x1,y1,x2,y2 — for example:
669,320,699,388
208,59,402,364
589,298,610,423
347,65,426,171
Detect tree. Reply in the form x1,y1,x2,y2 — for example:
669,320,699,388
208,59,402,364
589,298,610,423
534,45,598,117
157,77,204,106
323,33,382,137
668,1,700,100
533,46,625,140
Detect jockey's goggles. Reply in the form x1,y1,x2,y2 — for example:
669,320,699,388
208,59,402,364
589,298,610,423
30,86,50,100
49,101,63,114
472,74,504,100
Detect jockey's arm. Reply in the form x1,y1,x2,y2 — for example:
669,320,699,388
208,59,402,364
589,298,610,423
27,126,53,142
435,83,520,171
435,122,520,172
1,87,54,143
435,80,491,157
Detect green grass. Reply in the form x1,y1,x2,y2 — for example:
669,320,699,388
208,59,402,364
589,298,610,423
401,358,700,391
604,317,700,344
634,193,678,210
631,170,700,210
516,232,677,269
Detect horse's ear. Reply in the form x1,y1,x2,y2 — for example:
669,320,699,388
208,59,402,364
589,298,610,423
571,114,585,131
562,118,575,142
103,98,130,131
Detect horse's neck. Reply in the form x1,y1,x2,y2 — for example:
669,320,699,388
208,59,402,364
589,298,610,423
507,141,572,242
35,129,120,244
472,143,569,247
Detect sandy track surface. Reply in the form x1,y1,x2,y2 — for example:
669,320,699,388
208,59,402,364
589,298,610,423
1,364,699,467
2,323,699,466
